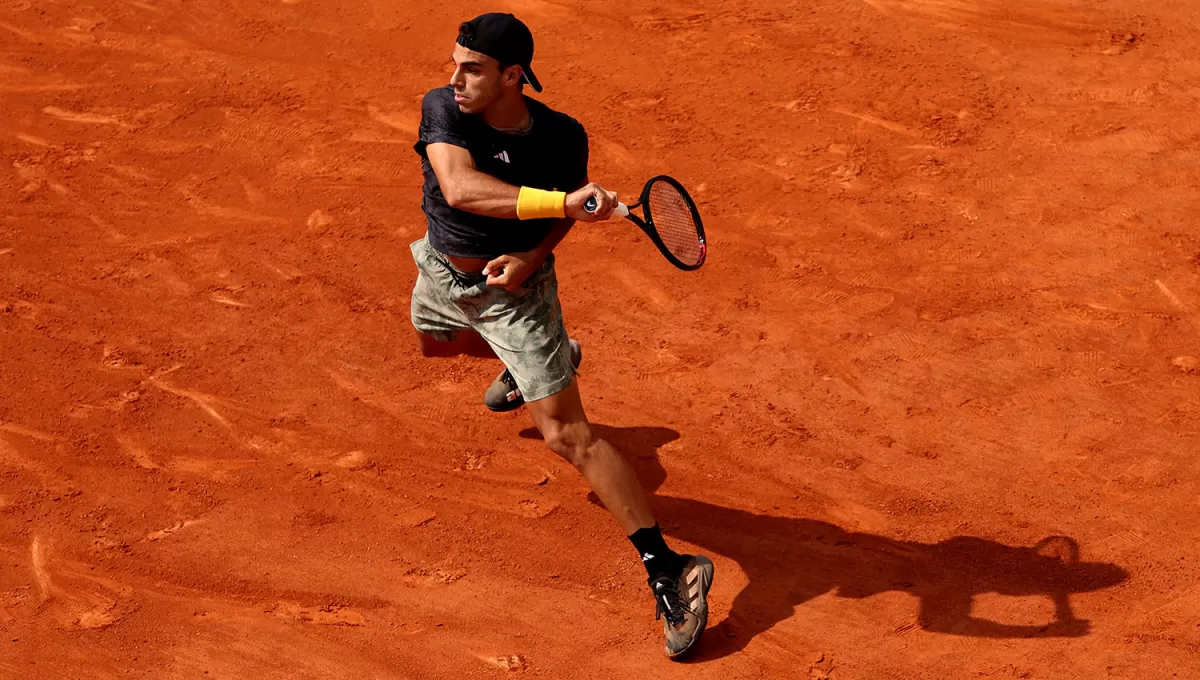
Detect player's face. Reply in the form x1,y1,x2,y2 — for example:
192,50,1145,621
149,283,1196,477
449,44,506,114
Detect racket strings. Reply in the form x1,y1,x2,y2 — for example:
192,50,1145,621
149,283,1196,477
646,181,703,267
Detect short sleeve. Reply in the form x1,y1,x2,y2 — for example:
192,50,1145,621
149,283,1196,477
414,87,469,158
563,123,589,191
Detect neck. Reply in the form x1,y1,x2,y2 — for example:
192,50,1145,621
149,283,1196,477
481,90,530,131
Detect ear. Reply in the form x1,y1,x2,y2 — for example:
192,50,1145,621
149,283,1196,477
503,65,523,88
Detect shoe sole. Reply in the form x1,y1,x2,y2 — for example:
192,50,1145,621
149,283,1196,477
485,399,524,413
666,555,715,661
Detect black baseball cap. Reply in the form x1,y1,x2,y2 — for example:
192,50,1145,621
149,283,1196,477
456,13,543,93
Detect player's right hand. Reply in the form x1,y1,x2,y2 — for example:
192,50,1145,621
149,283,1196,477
565,182,617,222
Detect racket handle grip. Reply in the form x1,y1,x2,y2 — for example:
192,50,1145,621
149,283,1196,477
583,196,630,218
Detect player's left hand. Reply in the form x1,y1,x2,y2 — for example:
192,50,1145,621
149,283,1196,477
483,250,542,292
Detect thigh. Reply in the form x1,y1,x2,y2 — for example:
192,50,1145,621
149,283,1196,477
471,257,576,403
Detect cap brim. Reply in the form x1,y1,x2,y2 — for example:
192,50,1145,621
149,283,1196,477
521,67,543,93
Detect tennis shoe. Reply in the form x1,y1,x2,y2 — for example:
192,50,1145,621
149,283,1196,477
651,554,714,660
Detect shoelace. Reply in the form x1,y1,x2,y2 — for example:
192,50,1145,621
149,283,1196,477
500,370,519,394
652,577,693,628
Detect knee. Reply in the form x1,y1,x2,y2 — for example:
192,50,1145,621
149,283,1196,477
543,421,595,468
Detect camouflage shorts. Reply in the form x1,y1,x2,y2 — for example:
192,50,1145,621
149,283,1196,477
409,236,576,403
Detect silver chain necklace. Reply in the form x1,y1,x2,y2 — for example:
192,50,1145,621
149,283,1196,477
491,115,534,135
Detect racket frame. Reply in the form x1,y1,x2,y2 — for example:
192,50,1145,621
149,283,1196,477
623,175,707,271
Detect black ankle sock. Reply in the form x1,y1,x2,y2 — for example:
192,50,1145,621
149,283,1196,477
628,524,685,582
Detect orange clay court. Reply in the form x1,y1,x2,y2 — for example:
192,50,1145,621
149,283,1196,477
2,0,1200,678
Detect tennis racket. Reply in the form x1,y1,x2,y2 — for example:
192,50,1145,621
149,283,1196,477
584,175,707,271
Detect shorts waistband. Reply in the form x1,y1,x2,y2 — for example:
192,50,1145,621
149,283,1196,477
426,241,488,286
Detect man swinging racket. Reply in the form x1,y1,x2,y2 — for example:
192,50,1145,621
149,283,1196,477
409,13,713,659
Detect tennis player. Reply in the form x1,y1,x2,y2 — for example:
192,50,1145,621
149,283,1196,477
409,12,713,659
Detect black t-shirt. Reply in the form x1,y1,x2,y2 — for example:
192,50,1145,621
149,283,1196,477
414,86,589,259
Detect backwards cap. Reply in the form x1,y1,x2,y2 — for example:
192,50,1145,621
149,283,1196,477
457,13,543,93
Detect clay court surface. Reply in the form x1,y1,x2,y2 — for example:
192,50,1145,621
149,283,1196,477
4,0,1200,677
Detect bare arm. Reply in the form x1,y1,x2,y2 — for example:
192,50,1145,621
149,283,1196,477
534,218,574,260
482,187,582,291
426,143,520,217
426,143,615,222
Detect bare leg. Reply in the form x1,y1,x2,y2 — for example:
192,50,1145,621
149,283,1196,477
526,380,654,534
415,329,497,359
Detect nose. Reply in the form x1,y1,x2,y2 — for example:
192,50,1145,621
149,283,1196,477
449,67,465,89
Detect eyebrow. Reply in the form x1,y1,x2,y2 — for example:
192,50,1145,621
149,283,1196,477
454,59,485,68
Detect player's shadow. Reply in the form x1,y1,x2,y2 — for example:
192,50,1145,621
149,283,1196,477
522,426,1129,661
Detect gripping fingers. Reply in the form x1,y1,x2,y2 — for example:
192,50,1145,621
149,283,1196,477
599,188,618,216
584,190,618,219
582,185,619,215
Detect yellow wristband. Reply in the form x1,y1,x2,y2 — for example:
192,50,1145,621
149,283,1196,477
516,186,566,220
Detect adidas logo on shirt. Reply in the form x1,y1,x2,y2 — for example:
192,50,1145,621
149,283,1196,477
493,150,511,163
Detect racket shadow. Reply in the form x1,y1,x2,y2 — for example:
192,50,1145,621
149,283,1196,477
519,425,1127,662
653,496,1127,663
